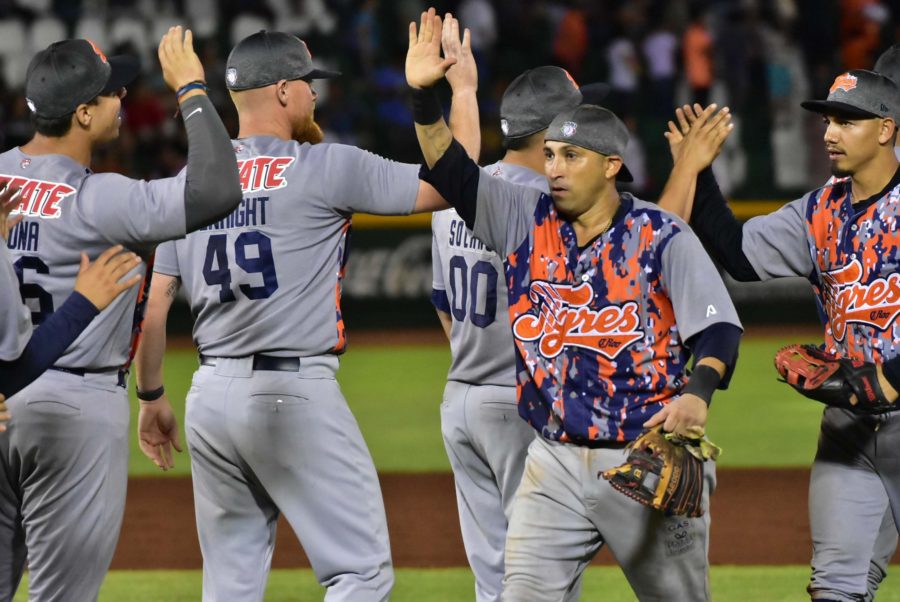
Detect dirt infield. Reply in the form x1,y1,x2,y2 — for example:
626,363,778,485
111,469,900,569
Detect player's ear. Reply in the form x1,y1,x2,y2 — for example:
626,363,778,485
276,80,289,108
73,103,92,129
878,118,898,146
605,155,624,180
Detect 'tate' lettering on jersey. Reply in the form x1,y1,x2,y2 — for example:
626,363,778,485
822,259,900,342
237,156,294,193
512,281,643,359
0,174,76,219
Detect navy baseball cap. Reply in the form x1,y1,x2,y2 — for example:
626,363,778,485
545,104,634,182
25,39,139,119
500,66,610,139
225,31,340,91
801,70,900,122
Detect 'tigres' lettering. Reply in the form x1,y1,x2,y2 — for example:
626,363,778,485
0,175,76,219
821,259,900,341
237,156,294,193
200,197,270,231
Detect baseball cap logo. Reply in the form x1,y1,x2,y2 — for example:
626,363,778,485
830,73,858,94
86,39,108,63
25,98,36,113
500,118,509,135
226,68,238,87
561,121,577,137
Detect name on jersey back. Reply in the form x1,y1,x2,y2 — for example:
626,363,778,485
448,218,490,252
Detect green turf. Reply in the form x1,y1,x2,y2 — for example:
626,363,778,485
129,336,826,475
12,567,900,601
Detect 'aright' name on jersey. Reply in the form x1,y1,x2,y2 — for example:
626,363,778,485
448,218,489,252
199,196,270,231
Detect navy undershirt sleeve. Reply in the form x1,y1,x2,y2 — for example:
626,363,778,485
419,138,482,230
0,292,98,398
692,168,760,282
684,322,743,389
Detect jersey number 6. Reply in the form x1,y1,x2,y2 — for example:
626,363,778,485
202,231,279,302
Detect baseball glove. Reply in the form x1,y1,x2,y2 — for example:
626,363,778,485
773,344,894,414
600,426,720,518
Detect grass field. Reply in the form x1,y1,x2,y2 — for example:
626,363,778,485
14,567,900,601
131,335,825,475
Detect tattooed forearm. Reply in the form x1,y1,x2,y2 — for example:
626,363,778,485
165,278,180,299
415,120,453,168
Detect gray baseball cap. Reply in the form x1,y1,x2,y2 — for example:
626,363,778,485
801,69,900,122
226,30,340,91
500,66,610,139
874,44,900,85
545,104,634,182
25,39,139,119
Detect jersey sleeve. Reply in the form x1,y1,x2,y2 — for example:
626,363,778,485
79,171,188,252
741,196,814,280
430,214,449,312
661,226,743,343
0,244,30,361
316,144,419,216
152,240,181,277
472,174,541,257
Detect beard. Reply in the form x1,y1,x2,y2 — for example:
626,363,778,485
294,117,324,145
829,162,852,178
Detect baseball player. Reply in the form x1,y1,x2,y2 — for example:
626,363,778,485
0,29,243,601
408,22,742,601
431,32,610,596
663,70,900,602
133,14,479,601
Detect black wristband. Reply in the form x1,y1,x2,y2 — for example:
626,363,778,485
411,87,443,125
682,365,721,407
137,385,165,402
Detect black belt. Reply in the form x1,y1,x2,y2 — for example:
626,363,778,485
49,366,127,388
199,354,301,372
582,439,630,450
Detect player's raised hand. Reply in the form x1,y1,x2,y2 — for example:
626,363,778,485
0,182,22,241
406,8,457,89
74,246,143,311
138,394,183,471
158,26,205,95
665,103,733,170
442,13,476,93
643,393,708,437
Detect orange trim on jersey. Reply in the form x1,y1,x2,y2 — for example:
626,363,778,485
329,219,351,354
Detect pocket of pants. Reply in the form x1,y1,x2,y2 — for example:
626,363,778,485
26,399,81,416
249,393,310,412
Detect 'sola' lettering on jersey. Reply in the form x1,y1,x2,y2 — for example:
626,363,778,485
822,259,900,341
0,174,76,219
512,280,644,359
237,156,295,193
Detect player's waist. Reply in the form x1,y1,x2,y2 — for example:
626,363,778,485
198,353,338,377
48,365,128,388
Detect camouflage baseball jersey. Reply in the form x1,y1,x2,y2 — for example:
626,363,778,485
472,175,741,443
431,161,549,385
2,148,186,369
742,171,900,363
0,243,30,361
154,137,419,357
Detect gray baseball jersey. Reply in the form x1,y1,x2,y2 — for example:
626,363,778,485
0,243,30,361
154,137,418,356
2,148,186,369
431,161,548,385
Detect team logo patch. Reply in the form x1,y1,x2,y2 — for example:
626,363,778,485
20,159,30,169
512,280,644,359
226,68,238,87
500,118,509,136
821,259,900,342
25,98,36,113
830,73,858,94
560,121,577,138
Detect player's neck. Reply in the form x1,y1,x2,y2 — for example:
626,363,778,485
572,190,619,246
237,112,293,141
21,133,92,167
501,147,545,175
850,152,899,203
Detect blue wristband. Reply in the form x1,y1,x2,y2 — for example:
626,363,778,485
176,81,207,99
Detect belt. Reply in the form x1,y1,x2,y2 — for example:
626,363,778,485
581,439,630,450
49,366,128,388
199,354,301,372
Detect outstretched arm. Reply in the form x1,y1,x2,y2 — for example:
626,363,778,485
442,13,480,163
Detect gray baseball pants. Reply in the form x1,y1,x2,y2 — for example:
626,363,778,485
502,436,715,602
185,355,393,602
0,369,129,602
808,407,900,602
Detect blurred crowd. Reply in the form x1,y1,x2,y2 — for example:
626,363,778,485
0,0,897,199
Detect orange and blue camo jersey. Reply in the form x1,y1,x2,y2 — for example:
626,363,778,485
494,192,740,444
804,176,900,363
